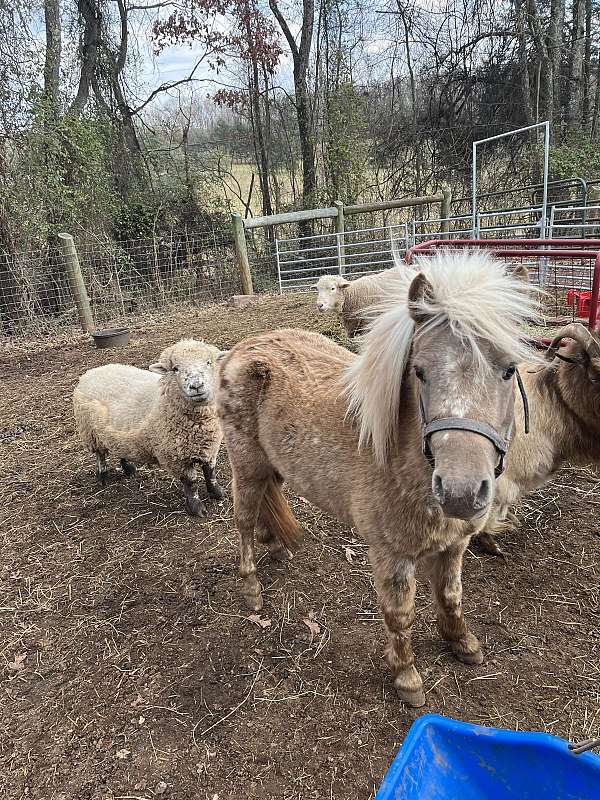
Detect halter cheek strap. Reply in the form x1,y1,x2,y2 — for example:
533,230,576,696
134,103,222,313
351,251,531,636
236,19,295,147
419,368,530,479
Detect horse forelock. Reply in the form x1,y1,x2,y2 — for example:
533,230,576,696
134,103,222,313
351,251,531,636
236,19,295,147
342,249,542,465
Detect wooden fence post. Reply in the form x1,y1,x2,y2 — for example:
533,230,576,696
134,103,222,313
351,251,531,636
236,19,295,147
441,187,452,238
333,200,345,273
231,213,253,295
57,233,95,332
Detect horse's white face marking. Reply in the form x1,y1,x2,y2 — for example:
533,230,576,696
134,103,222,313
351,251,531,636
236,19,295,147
449,395,469,417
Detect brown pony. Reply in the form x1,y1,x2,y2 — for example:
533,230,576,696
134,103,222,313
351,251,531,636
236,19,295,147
216,252,540,707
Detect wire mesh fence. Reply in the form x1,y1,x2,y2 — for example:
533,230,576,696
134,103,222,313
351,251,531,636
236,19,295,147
3,199,600,340
76,231,242,324
0,228,272,338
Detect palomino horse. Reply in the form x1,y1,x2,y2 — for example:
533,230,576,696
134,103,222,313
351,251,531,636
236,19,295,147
216,252,539,707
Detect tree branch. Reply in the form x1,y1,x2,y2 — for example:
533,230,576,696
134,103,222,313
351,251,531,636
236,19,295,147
129,58,208,114
268,0,299,59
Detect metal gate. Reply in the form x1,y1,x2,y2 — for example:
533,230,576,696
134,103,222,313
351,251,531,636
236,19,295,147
276,224,409,292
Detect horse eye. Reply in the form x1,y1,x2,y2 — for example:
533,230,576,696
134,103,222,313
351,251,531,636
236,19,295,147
414,366,426,383
502,365,516,380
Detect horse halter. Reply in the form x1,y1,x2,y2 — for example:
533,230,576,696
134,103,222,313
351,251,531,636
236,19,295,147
418,369,530,480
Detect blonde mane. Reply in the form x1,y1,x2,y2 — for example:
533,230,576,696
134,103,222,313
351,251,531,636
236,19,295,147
342,250,542,464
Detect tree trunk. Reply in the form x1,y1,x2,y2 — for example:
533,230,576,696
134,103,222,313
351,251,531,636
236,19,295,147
396,1,421,193
548,0,565,126
68,0,101,117
517,0,534,125
592,60,600,139
43,0,61,120
269,0,317,210
248,60,273,220
566,0,586,132
582,0,593,129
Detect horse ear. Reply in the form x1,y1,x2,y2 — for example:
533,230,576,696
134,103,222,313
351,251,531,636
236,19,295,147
510,264,529,283
408,273,435,323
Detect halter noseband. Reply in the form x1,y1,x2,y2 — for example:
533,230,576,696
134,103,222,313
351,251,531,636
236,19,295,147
419,368,530,479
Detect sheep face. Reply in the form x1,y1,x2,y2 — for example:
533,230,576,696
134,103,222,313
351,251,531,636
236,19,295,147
313,275,350,312
149,339,223,405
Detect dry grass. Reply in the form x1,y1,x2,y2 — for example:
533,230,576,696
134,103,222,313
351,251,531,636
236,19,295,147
0,293,598,800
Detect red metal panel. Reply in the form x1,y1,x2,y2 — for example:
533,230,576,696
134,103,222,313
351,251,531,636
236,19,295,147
406,239,600,330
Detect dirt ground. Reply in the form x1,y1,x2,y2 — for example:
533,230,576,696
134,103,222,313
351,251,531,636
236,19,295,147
1,294,598,800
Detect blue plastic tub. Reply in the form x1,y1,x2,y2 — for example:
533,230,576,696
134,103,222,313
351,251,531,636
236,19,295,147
375,714,600,800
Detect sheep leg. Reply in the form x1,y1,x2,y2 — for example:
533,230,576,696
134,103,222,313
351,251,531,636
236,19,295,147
95,452,109,486
201,460,225,500
120,459,137,478
370,549,425,708
424,539,484,666
182,467,205,517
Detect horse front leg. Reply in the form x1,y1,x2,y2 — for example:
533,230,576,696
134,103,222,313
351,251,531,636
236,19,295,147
425,538,483,665
371,551,425,708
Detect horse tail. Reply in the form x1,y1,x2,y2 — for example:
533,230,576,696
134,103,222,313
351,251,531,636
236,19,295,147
258,476,303,553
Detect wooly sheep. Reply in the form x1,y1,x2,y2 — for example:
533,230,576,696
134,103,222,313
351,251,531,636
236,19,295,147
313,269,400,338
73,338,225,516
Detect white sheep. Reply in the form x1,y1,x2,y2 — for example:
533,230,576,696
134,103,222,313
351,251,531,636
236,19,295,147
313,268,400,337
73,338,225,516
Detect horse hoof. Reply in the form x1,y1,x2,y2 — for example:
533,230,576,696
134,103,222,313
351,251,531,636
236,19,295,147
473,532,505,558
396,687,426,708
243,591,263,612
454,646,484,666
269,544,291,562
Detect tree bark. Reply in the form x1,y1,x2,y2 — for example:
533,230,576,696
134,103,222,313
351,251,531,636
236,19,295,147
269,0,317,208
43,0,61,120
592,59,600,139
566,0,586,132
516,0,534,125
548,0,565,125
68,0,101,117
582,0,592,129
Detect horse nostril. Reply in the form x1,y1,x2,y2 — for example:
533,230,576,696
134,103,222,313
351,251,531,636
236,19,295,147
432,472,445,504
474,479,492,510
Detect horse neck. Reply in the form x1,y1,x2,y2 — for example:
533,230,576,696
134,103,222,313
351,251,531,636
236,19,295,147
507,362,600,480
553,363,600,461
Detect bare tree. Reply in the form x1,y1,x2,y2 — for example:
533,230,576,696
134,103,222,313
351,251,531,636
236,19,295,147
268,0,317,206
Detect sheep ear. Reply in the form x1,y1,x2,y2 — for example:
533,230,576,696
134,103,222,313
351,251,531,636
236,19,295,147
149,362,168,375
216,349,230,361
338,279,351,288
